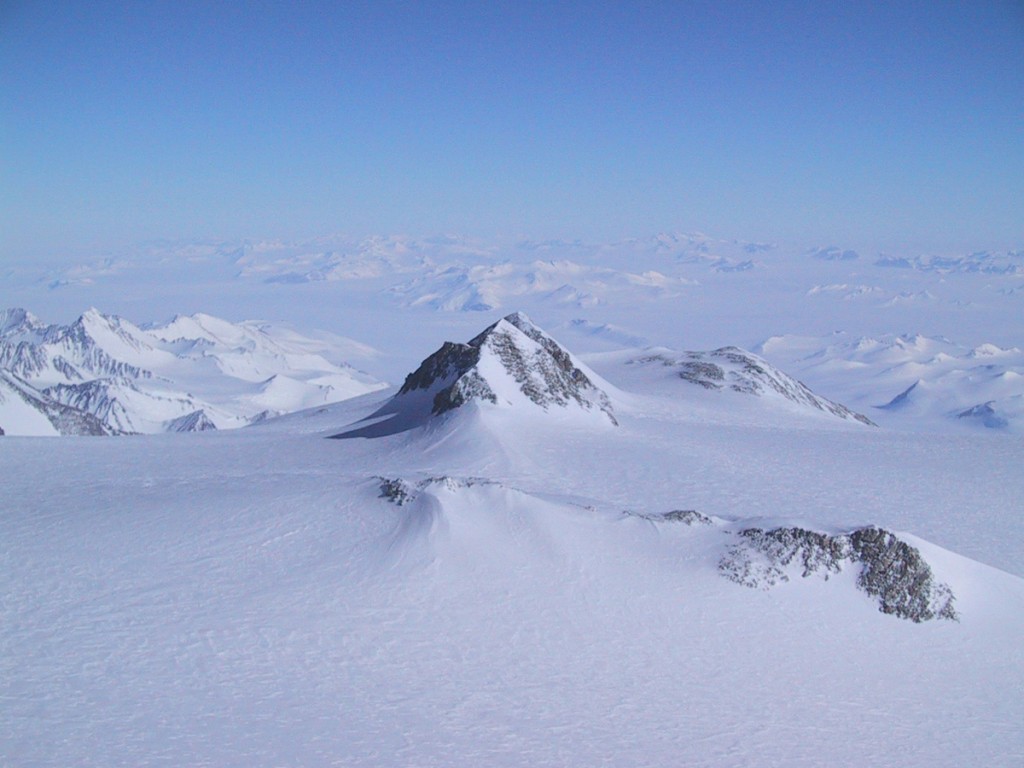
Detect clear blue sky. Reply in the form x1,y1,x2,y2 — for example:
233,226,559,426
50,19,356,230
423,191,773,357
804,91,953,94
1,0,1022,259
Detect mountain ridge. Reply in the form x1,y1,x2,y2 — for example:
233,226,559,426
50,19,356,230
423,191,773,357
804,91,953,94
0,307,386,435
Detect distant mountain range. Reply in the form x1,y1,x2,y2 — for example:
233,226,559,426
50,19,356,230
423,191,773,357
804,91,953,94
0,308,385,435
758,332,1024,433
4,305,1018,437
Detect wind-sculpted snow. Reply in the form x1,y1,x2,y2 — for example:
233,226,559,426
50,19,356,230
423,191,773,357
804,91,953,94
4,359,1024,766
0,307,385,435
720,525,958,622
378,475,956,623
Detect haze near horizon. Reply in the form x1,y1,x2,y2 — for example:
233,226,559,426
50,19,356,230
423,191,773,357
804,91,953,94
1,1,1022,262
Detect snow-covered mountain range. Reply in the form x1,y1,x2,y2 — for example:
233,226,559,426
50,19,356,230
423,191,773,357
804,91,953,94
6,308,1021,766
3,233,1023,766
0,308,384,435
758,332,1024,433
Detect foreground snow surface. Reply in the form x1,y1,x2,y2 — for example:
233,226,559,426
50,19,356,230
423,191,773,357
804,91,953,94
3,391,1023,767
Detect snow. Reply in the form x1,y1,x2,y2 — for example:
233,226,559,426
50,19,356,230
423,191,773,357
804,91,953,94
757,332,1024,432
0,372,60,435
3,381,1023,767
0,309,386,434
2,232,1024,766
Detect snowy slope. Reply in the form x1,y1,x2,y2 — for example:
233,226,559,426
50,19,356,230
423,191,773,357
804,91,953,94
758,333,1024,432
595,345,874,426
3,232,1024,766
3,363,1023,767
0,370,111,436
0,308,386,434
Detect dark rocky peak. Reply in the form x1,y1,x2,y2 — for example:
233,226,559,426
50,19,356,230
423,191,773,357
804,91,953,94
336,313,616,438
402,312,616,423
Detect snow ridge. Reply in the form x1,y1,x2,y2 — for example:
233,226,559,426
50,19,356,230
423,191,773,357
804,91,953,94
376,473,957,623
631,347,874,425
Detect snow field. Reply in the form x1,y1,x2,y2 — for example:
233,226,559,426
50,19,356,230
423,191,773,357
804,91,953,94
2,390,1023,766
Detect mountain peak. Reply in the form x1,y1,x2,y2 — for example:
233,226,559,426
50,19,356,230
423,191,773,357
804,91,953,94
501,311,537,332
337,313,616,438
431,313,616,422
0,308,43,336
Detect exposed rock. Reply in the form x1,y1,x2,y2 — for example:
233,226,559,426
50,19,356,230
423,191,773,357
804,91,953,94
377,475,495,506
340,312,616,437
628,508,713,525
0,370,113,436
720,525,957,622
847,528,958,621
660,509,713,525
378,477,416,506
957,402,1008,429
636,347,874,425
166,410,217,433
398,341,482,402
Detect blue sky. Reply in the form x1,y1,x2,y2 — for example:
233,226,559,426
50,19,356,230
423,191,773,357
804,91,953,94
1,1,1022,259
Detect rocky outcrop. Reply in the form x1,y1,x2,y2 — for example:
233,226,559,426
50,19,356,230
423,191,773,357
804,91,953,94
635,347,874,425
627,508,713,525
957,402,1008,429
166,410,217,433
720,525,957,622
377,475,495,506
